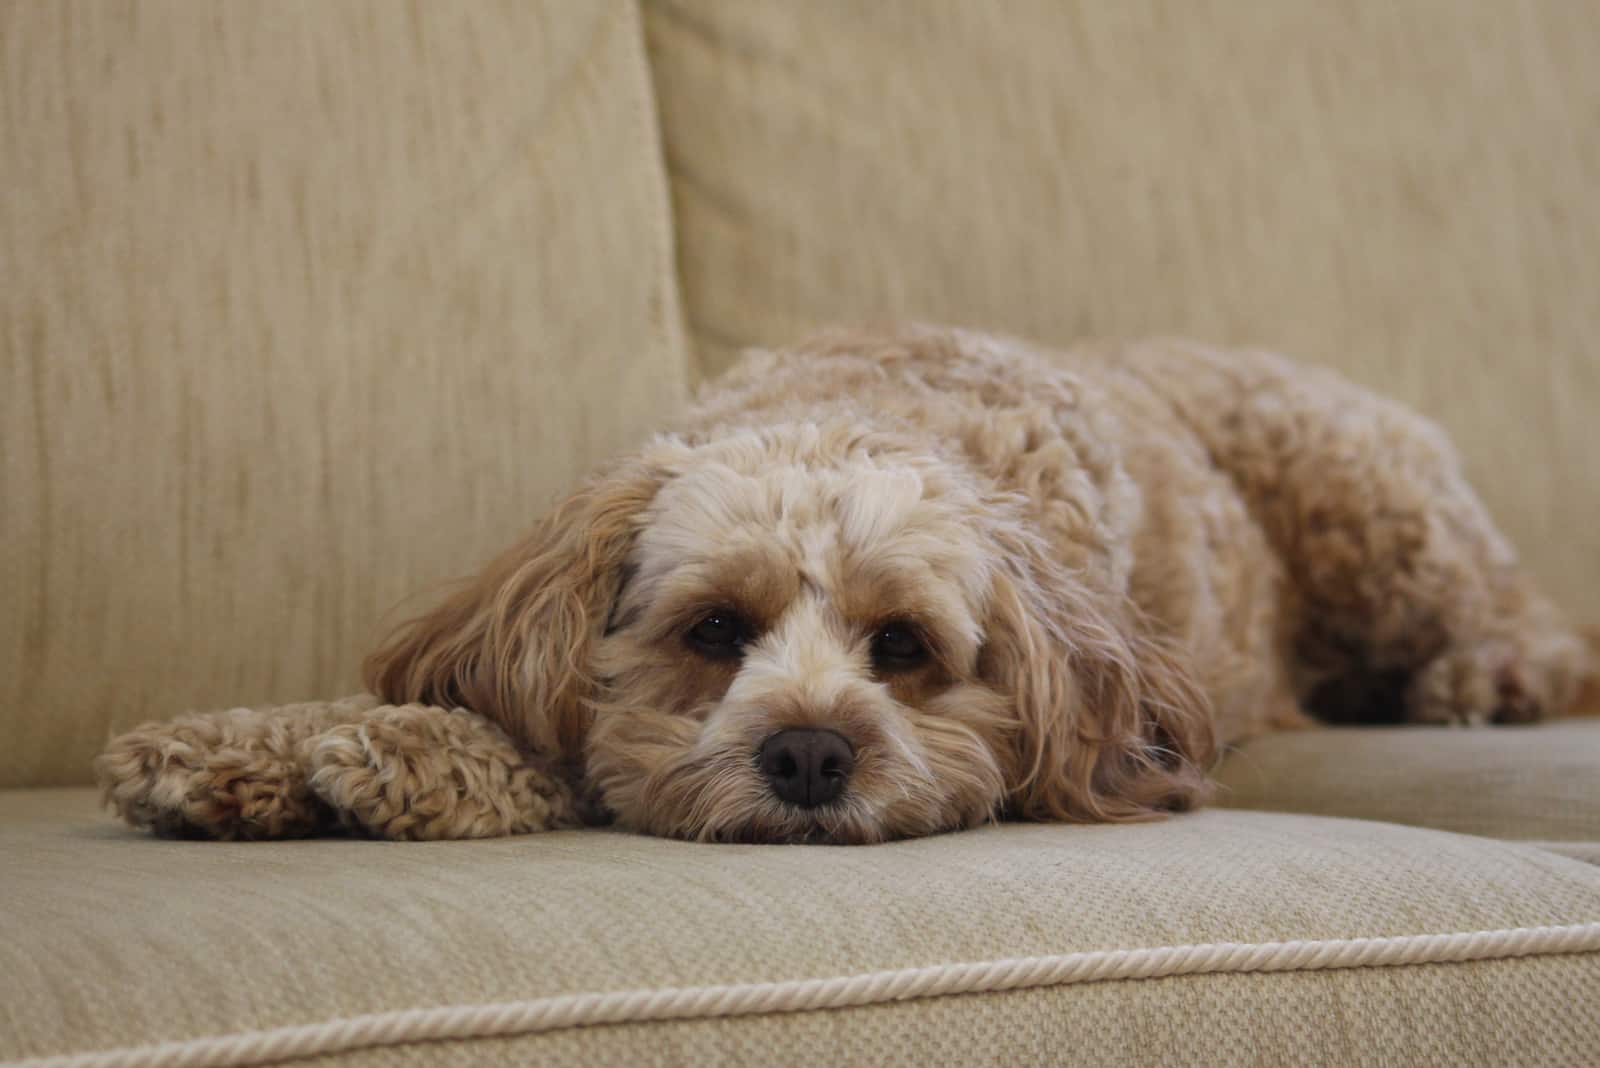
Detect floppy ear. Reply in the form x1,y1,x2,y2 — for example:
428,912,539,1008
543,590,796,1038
980,526,1216,822
363,461,663,762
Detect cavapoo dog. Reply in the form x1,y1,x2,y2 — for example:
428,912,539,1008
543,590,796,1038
97,327,1592,844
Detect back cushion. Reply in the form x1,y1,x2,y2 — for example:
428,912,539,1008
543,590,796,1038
1,1,688,786
644,0,1600,623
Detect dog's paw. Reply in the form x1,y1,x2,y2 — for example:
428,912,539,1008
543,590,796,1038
1404,641,1544,726
306,704,576,840
95,710,329,839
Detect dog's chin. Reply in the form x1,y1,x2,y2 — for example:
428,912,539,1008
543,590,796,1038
710,802,889,845
650,795,890,845
621,773,897,844
653,786,990,845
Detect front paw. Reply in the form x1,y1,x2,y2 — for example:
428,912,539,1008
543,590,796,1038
95,710,328,839
1405,641,1543,726
306,705,575,840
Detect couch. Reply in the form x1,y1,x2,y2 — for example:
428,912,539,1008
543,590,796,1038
3,2,1597,1065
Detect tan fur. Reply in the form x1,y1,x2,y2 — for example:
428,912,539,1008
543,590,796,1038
95,695,379,840
97,327,1594,843
306,704,579,839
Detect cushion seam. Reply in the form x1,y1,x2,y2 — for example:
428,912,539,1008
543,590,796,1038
10,921,1600,1068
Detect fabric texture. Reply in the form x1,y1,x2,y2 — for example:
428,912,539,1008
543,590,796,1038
643,0,1600,624
1,0,689,788
1528,842,1600,866
287,958,1598,1068
3,790,1599,1066
7,3,1600,1064
1215,718,1600,843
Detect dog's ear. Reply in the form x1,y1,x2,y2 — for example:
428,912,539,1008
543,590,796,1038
363,461,663,761
980,526,1216,821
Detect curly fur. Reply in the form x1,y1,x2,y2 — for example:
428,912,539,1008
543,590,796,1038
97,327,1593,843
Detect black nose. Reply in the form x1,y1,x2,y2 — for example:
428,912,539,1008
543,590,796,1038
758,729,855,808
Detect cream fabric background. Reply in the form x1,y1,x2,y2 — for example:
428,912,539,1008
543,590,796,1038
644,0,1600,623
1216,719,1600,842
1,1,688,787
3,791,1598,1065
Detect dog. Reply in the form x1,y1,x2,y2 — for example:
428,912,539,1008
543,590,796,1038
96,326,1593,844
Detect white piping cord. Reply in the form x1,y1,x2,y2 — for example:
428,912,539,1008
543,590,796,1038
11,922,1600,1068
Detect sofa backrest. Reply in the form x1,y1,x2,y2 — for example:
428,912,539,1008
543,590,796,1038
1,1,688,787
644,0,1600,625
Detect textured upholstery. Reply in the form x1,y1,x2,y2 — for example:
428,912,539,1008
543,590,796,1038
5,3,1600,1064
296,961,1599,1067
1,1,688,788
643,0,1600,623
1215,719,1600,845
3,790,1598,1066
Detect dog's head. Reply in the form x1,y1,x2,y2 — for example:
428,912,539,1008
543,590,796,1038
365,421,1213,843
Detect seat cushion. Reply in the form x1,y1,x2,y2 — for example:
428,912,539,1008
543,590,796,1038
1215,719,1600,858
1,0,688,789
643,0,1600,625
3,789,1598,1066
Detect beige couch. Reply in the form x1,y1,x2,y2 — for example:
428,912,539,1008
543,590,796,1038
3,3,1598,1064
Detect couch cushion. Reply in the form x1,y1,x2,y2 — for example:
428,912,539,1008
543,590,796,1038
3,789,1597,1066
0,1,688,789
1215,719,1600,855
643,0,1600,625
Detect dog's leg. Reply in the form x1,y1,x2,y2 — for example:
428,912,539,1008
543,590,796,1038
1282,416,1587,725
1400,585,1589,725
1130,344,1590,725
1194,356,1588,724
95,695,380,839
306,703,581,839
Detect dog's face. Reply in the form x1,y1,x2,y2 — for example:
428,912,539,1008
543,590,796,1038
366,421,1214,844
586,425,1012,842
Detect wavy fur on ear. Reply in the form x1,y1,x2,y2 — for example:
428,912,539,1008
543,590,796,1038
362,462,663,761
982,526,1217,822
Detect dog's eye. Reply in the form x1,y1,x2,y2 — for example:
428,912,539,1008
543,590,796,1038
871,622,929,671
686,611,750,659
